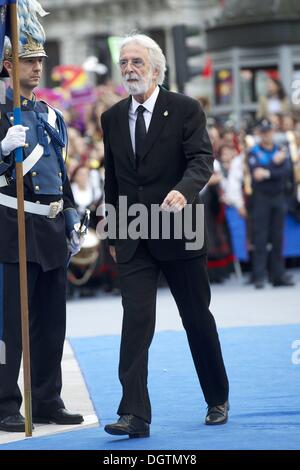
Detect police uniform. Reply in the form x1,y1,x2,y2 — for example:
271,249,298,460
248,140,290,285
0,87,81,421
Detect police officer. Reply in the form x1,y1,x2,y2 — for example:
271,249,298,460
248,119,294,289
0,25,85,430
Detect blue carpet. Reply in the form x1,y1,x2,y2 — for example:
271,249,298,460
1,325,300,450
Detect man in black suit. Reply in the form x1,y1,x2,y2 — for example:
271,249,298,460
102,34,229,438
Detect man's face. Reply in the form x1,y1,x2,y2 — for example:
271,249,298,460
4,57,43,89
119,43,158,96
260,129,274,146
19,57,43,89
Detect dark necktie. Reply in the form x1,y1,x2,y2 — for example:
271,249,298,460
135,105,147,168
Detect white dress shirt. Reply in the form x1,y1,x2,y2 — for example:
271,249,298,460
129,86,160,154
214,155,245,209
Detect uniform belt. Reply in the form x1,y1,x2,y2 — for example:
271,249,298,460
0,193,63,218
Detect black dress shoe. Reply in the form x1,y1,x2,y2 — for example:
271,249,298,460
104,414,150,438
205,401,229,425
0,413,26,432
273,276,295,287
254,280,265,289
33,408,84,425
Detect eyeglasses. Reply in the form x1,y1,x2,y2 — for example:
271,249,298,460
119,58,145,69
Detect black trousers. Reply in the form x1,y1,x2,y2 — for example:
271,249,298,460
117,242,229,423
252,192,286,282
0,262,66,419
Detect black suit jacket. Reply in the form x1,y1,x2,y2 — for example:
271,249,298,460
101,87,213,263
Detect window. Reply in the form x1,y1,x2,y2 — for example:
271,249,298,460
240,67,279,103
215,69,233,105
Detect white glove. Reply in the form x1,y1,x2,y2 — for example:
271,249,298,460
1,125,29,156
68,229,85,256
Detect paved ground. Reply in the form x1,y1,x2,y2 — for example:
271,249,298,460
66,269,300,337
0,342,98,446
1,268,299,445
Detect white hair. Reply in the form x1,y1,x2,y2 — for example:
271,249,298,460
120,34,167,85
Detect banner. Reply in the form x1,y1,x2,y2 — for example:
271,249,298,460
225,206,300,261
0,1,10,61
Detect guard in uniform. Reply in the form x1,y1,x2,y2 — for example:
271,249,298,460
0,4,84,432
248,119,294,289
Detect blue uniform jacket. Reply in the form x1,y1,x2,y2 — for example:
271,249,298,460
248,143,291,196
0,88,79,270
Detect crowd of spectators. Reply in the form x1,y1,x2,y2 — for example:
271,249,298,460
61,79,300,295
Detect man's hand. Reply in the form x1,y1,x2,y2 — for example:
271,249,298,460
238,206,248,218
109,246,117,263
1,125,29,156
161,190,187,212
253,167,271,182
273,149,286,165
208,173,222,186
68,229,85,256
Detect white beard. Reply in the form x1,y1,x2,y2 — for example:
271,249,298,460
122,72,153,96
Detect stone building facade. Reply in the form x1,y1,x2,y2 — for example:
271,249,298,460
40,0,220,94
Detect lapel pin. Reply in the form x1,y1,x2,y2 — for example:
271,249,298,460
163,110,169,117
